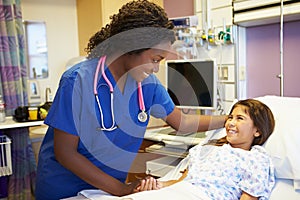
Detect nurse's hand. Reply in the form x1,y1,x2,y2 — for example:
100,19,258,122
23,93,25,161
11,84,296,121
135,176,161,191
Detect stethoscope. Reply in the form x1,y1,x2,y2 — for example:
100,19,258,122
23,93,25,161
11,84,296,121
93,56,148,131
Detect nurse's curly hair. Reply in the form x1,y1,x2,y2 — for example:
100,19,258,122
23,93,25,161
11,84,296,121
85,0,175,58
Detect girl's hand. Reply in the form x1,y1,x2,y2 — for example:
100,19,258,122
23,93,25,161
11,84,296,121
135,176,162,192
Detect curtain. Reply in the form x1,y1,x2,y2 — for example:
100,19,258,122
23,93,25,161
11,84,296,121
4,128,36,200
0,0,28,111
0,0,36,199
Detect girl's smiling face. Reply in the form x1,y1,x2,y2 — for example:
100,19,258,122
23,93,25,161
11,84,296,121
225,105,261,150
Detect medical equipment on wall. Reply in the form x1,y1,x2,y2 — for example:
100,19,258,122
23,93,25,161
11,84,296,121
93,56,147,131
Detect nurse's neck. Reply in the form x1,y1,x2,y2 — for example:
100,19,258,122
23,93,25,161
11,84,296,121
107,56,128,94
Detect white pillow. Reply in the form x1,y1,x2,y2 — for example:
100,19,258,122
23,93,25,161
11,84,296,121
204,128,226,143
255,96,300,189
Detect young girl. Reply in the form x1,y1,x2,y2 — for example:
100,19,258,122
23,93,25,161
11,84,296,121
149,99,276,200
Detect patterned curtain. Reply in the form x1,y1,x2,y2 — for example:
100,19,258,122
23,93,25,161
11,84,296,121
0,0,36,199
4,128,36,200
0,0,28,111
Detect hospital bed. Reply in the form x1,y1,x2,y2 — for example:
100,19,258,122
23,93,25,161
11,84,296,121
65,95,300,200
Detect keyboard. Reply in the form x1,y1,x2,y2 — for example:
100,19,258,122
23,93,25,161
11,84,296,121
145,144,189,158
155,126,195,136
145,126,207,146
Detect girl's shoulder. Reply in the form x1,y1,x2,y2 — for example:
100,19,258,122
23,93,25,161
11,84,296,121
250,145,271,161
251,145,268,154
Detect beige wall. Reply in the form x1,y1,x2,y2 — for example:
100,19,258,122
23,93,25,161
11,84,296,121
76,0,102,56
77,0,164,56
101,0,133,26
21,0,79,101
101,0,164,25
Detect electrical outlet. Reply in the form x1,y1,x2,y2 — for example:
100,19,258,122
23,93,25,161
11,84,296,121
239,66,245,81
222,66,229,80
219,66,228,80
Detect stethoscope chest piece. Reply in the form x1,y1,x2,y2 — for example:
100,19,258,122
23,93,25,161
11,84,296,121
138,111,148,123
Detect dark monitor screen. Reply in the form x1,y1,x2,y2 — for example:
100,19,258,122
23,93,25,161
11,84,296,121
166,59,217,110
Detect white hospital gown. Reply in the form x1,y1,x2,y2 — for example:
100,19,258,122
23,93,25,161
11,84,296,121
185,144,275,200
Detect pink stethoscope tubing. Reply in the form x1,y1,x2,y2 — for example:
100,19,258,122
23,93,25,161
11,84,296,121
93,56,147,131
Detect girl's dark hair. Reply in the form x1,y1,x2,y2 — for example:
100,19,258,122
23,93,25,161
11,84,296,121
85,0,175,58
206,99,275,147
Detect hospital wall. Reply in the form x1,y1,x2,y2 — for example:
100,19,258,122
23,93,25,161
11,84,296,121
192,0,300,101
21,0,164,103
21,0,80,102
20,0,236,124
20,0,300,110
194,0,237,113
246,21,300,98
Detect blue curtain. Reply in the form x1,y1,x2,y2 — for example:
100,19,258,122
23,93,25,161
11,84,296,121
0,0,36,199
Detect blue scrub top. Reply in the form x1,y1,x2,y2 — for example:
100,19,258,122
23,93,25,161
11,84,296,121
35,58,175,200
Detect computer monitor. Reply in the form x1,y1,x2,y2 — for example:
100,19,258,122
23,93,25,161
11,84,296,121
165,59,217,110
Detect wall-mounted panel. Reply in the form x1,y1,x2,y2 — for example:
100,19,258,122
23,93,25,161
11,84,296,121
195,12,204,29
233,0,282,11
211,6,233,27
211,0,232,9
195,0,202,13
234,1,300,27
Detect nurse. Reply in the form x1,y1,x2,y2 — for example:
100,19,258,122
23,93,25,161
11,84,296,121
35,0,227,199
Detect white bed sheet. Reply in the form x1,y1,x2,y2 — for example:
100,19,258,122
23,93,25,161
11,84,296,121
65,178,300,200
75,181,211,200
269,178,300,200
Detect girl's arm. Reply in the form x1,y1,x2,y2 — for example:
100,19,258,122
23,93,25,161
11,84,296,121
137,169,188,191
240,192,258,200
54,128,140,196
158,169,188,188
